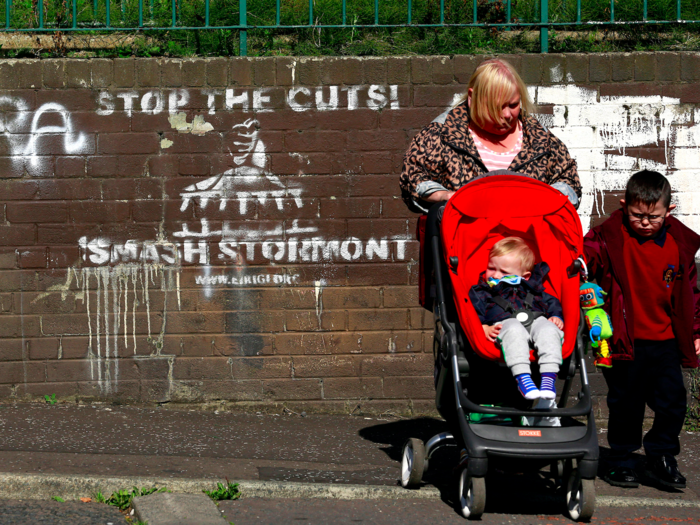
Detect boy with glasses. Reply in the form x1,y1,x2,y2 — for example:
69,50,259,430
584,170,700,490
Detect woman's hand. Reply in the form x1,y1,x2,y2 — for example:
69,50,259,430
424,190,455,203
483,324,501,342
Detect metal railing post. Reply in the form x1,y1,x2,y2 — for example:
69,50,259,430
239,0,247,56
540,0,549,53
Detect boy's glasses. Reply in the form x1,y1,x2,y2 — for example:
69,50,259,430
628,212,664,223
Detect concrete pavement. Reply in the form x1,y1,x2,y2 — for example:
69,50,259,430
0,403,699,523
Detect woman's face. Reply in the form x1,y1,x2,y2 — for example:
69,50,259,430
469,90,521,136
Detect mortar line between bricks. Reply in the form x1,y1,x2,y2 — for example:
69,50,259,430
0,473,699,507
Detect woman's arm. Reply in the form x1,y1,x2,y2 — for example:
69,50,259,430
400,123,449,209
547,135,582,209
422,189,455,203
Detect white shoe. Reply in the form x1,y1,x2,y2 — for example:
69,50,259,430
523,398,561,427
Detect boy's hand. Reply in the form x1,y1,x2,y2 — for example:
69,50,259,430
483,324,501,342
549,317,564,330
695,338,700,356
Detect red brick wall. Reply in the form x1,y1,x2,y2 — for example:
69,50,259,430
0,54,698,416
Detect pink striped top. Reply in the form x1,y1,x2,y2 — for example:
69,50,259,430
469,122,523,172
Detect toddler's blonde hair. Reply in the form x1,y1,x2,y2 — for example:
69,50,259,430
489,237,535,274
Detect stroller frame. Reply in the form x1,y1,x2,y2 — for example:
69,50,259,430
401,201,599,521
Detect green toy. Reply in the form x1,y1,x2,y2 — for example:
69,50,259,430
580,281,613,368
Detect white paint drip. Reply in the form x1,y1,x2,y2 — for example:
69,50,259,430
37,264,181,394
314,279,326,328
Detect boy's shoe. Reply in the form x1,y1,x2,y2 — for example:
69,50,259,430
646,455,687,489
602,466,639,488
515,373,540,400
539,372,557,399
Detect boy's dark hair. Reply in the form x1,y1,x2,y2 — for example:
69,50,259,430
625,170,672,208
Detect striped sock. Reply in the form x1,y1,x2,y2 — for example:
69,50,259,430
515,373,540,400
540,372,557,400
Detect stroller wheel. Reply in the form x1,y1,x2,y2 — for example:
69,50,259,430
566,468,595,522
550,460,565,482
400,438,425,488
458,468,486,519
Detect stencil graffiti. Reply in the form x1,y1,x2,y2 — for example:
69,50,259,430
194,272,300,286
96,85,400,116
80,115,410,271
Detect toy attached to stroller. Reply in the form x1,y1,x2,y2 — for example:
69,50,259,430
401,174,599,521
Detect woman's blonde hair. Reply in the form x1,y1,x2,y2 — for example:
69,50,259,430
456,59,534,129
489,237,535,274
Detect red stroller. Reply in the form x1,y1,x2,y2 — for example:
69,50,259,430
401,174,598,521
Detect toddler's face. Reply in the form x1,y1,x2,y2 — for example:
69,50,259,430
485,253,527,280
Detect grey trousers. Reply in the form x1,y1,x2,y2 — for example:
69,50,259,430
497,316,563,377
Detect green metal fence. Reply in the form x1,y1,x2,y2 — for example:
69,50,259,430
0,0,697,54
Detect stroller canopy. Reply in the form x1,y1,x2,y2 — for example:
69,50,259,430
441,175,584,362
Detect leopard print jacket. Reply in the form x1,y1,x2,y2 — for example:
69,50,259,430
400,103,582,212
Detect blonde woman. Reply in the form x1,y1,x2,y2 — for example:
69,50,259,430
400,59,581,211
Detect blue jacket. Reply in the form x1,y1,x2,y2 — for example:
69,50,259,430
468,262,563,325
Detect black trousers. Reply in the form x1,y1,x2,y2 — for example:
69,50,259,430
602,339,687,461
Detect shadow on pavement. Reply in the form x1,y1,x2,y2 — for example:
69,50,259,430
358,416,449,462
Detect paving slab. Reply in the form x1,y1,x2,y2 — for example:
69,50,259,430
0,499,123,525
132,493,228,525
0,404,408,485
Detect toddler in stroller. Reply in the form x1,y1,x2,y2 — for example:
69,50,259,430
469,237,565,401
402,174,599,521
